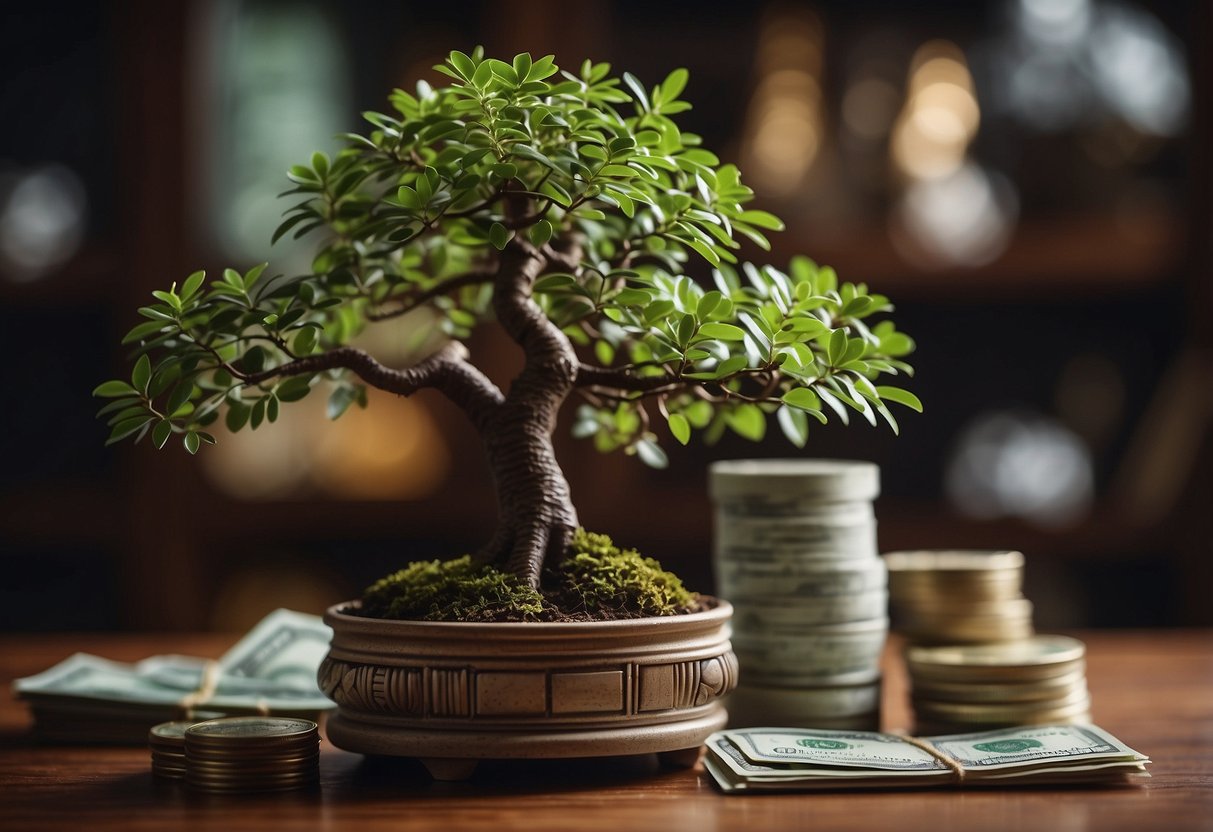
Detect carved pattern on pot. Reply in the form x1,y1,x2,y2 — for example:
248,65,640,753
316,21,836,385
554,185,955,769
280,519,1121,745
427,668,471,717
319,650,738,720
695,653,738,706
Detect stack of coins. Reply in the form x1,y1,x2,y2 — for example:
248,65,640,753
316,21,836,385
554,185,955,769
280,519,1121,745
885,550,1032,644
184,717,320,794
149,721,194,780
710,459,888,731
907,636,1091,733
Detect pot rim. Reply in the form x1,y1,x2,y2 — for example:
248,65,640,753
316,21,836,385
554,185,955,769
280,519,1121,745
325,596,732,635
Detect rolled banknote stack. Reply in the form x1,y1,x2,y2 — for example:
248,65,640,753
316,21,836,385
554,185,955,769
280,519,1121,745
884,550,1033,644
13,609,335,744
703,723,1149,792
711,460,888,731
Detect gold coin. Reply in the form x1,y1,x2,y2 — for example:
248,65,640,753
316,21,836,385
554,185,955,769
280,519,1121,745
913,690,1091,723
907,635,1085,678
912,668,1087,703
885,550,1025,573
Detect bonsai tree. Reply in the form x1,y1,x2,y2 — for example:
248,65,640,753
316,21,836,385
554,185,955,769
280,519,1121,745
95,49,919,603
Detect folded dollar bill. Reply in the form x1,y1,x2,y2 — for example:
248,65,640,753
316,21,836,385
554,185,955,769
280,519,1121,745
705,724,1150,792
13,609,335,744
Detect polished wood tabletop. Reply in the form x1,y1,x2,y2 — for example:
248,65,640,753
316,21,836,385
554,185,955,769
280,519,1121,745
1,629,1210,831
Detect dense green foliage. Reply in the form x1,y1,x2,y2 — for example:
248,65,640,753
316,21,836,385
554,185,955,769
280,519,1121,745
94,48,918,465
359,530,697,622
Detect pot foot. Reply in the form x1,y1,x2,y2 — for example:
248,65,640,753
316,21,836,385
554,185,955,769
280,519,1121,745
420,757,479,781
657,746,702,770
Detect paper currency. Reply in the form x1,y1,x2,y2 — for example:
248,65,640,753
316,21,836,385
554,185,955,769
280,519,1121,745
13,609,334,744
703,724,1150,792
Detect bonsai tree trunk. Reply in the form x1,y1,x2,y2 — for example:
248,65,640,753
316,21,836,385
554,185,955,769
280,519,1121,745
477,239,580,588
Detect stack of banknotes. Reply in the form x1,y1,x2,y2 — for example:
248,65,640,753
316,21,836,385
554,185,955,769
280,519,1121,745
704,724,1149,792
13,609,335,743
711,460,887,730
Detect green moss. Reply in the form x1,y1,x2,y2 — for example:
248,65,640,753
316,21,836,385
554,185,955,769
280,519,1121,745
357,530,699,622
360,556,548,622
551,529,698,617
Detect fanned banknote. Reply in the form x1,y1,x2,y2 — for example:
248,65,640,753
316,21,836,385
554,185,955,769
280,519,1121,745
704,724,1149,792
13,609,334,743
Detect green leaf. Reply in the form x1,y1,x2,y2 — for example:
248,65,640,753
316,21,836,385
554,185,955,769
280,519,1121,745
696,290,723,320
448,50,476,80
827,329,848,365
183,431,201,455
180,270,206,301
698,322,746,341
396,186,423,209
292,327,318,355
165,381,194,416
879,332,916,358
776,405,809,448
121,320,170,344
533,274,578,293
685,237,721,267
876,386,924,412
684,400,713,428
151,420,173,450
489,222,513,251
783,317,830,336
594,340,615,366
659,67,689,101
727,403,766,441
93,380,138,398
737,210,785,231
131,355,152,394
622,72,650,111
512,52,532,80
226,402,251,433
529,219,554,248
241,346,266,374
243,263,268,290
781,387,822,411
276,375,313,402
250,397,266,429
327,386,359,420
311,151,329,179
635,439,668,468
105,414,156,446
668,413,691,445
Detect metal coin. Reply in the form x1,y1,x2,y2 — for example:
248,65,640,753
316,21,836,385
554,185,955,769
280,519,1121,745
709,459,880,502
185,717,318,743
906,635,1086,681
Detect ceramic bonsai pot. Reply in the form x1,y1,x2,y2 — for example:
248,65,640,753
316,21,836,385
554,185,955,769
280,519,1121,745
318,599,737,780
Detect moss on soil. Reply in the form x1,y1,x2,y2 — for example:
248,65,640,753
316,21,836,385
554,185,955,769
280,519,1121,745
358,529,699,622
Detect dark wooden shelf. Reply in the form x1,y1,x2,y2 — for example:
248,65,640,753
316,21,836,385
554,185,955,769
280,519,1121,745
767,206,1185,300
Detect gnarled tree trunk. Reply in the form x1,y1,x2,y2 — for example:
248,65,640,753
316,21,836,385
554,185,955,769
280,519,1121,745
475,238,581,588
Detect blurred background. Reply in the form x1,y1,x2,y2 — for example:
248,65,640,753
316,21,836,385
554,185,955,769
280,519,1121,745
1,0,1209,632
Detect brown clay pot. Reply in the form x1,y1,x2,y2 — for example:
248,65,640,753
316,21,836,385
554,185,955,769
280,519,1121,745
319,599,737,780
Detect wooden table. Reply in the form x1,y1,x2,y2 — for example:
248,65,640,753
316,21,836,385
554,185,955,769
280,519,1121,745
1,631,1210,831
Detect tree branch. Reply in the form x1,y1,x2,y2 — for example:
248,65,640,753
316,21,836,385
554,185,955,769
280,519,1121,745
366,268,496,322
243,342,505,431
575,364,678,392
576,362,786,404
